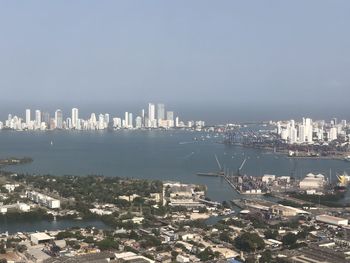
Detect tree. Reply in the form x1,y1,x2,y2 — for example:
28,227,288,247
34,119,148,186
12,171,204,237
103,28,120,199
219,231,232,243
260,250,272,263
282,233,297,247
171,251,178,261
97,238,118,251
198,247,217,261
234,232,265,252
264,229,278,239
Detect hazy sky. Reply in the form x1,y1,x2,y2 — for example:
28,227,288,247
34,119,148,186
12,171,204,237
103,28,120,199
0,1,349,122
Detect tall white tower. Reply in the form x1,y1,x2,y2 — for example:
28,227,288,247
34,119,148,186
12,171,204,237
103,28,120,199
148,103,155,127
124,112,129,128
72,108,79,129
55,109,63,129
128,113,133,128
35,110,41,127
25,109,31,126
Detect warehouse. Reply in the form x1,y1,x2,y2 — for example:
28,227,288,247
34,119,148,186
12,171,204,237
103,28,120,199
30,232,54,245
270,204,309,217
316,214,348,226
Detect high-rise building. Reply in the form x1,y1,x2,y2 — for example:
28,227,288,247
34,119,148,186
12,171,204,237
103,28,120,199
90,113,97,124
35,110,41,127
124,112,129,128
25,109,31,126
135,116,142,129
113,118,122,128
298,125,305,143
304,118,313,143
98,114,104,129
128,113,133,128
329,127,338,141
141,109,145,127
66,117,72,129
166,111,174,121
104,114,110,126
42,112,50,126
157,103,165,120
148,103,156,127
55,109,63,129
72,108,79,129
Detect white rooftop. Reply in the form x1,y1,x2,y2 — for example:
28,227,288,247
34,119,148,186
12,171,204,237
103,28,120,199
30,232,53,241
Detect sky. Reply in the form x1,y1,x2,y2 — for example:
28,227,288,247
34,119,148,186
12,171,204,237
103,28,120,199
0,1,349,123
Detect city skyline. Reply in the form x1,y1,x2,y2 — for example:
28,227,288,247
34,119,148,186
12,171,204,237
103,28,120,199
0,103,206,131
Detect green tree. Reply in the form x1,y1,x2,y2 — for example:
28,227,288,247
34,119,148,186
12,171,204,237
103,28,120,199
282,233,297,247
97,238,118,251
234,232,265,252
260,249,272,263
264,229,278,239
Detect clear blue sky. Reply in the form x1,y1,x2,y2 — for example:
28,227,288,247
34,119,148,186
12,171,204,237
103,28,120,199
0,1,349,122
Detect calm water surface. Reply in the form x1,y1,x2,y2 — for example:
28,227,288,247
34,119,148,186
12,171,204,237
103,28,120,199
1,129,350,202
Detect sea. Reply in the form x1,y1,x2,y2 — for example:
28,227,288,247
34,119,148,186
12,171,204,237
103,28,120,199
1,128,350,233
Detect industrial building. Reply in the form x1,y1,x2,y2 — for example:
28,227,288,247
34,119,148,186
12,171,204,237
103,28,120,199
270,204,309,217
30,232,54,245
316,214,348,226
299,173,325,190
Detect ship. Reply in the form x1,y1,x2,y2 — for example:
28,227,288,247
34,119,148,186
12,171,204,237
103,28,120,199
344,156,350,162
334,172,350,193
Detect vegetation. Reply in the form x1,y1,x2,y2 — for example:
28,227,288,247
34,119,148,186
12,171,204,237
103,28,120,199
197,247,220,261
260,250,273,263
234,232,265,252
282,233,297,248
0,208,53,222
264,229,278,239
97,238,119,251
289,192,348,207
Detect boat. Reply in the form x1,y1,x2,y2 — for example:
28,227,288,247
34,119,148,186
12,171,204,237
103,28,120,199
344,156,350,162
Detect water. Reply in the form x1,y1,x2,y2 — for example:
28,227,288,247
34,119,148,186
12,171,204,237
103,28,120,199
0,218,109,234
1,129,350,202
1,129,350,232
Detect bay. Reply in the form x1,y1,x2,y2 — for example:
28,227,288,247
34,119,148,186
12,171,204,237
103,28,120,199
0,129,350,203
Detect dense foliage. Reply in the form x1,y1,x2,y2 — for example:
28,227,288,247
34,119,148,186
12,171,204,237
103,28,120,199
234,232,265,252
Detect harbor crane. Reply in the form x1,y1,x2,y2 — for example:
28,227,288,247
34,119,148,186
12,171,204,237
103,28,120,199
237,158,247,176
215,154,222,171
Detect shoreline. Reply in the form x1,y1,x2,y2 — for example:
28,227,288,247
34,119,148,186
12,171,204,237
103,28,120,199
224,142,349,161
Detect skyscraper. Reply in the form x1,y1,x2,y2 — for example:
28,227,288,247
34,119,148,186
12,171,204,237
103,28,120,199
55,109,63,129
148,103,155,127
135,116,142,129
166,111,174,121
124,112,129,128
25,109,31,126
72,108,79,129
128,113,133,128
42,112,50,126
141,109,145,127
157,103,165,120
35,110,41,127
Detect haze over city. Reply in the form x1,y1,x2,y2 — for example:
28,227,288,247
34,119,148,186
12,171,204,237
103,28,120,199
1,1,349,122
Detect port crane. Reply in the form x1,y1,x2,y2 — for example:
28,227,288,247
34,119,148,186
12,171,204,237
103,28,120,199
237,158,247,176
215,154,222,171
